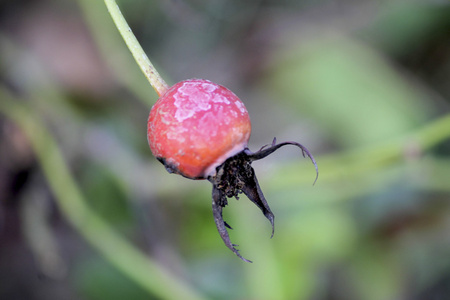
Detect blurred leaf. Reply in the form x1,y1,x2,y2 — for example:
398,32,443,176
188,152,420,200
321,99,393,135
350,246,403,300
278,203,356,260
361,2,450,57
74,256,149,300
187,257,245,300
269,36,431,147
80,162,132,227
278,204,356,300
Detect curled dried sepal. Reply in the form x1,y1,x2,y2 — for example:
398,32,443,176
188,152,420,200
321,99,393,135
211,187,252,263
208,138,318,262
245,137,319,185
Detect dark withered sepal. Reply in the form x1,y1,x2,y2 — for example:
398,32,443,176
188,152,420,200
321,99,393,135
208,151,275,262
207,138,318,262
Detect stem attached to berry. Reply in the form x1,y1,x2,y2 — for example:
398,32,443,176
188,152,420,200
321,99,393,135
103,0,169,96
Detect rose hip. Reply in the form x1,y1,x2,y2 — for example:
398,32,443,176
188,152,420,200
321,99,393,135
147,78,318,262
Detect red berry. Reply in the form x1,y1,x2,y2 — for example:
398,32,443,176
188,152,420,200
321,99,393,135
147,79,251,179
147,78,318,262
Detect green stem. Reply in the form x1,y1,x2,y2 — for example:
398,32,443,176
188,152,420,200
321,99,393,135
0,91,206,300
270,114,450,188
77,0,156,106
103,0,169,96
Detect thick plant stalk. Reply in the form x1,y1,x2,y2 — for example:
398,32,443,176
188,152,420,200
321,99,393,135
103,0,169,96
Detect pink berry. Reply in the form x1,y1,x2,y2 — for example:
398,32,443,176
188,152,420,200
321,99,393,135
147,79,251,179
147,78,318,262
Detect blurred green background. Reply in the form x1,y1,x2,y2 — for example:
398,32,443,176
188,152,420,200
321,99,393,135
1,0,450,299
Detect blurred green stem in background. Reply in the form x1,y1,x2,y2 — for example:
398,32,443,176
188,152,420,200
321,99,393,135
271,115,450,189
102,0,169,97
0,90,207,300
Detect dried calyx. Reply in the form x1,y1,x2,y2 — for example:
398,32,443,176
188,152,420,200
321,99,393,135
206,138,318,263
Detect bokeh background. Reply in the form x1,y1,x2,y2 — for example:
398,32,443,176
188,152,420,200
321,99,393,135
1,0,450,299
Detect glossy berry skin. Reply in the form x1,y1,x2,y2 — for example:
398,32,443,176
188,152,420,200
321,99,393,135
148,79,251,179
